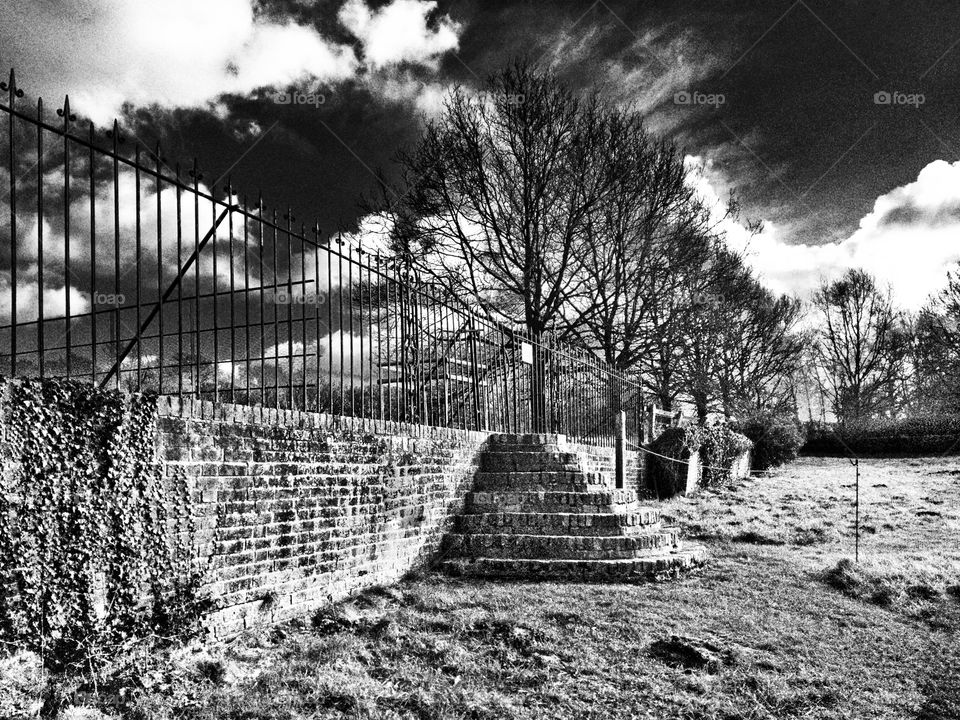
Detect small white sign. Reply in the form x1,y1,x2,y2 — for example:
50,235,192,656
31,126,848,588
520,342,533,365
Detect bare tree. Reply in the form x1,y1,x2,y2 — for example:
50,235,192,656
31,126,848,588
559,122,713,371
811,269,908,423
712,282,807,419
662,248,806,423
636,235,715,411
673,248,747,422
389,60,624,336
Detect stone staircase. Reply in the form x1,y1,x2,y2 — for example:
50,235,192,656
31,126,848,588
440,434,707,580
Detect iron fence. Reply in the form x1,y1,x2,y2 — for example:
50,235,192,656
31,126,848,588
0,69,641,446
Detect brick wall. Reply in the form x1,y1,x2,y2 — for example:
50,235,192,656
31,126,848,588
157,397,489,637
562,440,643,491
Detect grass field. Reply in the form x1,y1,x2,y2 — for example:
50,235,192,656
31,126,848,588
3,456,959,719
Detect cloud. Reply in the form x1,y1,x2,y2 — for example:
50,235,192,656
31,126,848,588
691,156,960,311
600,28,725,117
364,71,451,116
2,0,461,124
263,331,370,378
0,272,89,324
338,0,460,69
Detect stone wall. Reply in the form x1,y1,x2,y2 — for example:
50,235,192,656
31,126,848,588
157,397,489,637
730,449,752,481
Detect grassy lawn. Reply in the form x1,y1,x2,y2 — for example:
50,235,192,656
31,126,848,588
4,457,959,719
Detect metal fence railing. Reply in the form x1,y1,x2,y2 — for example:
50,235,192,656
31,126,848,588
0,69,641,446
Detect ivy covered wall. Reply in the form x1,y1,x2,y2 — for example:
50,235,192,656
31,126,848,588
0,379,201,668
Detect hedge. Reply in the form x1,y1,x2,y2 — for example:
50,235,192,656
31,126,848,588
0,378,206,670
802,416,960,456
733,413,804,471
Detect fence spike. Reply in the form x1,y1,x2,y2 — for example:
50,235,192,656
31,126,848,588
2,68,24,97
57,95,76,122
106,118,125,144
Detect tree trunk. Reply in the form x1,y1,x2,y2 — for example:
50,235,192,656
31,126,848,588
694,394,709,424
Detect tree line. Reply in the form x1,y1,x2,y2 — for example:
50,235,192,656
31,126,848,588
373,60,959,427
806,267,960,424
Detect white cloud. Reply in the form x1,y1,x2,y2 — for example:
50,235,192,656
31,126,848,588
689,156,960,311
365,72,451,116
338,0,460,69
2,0,461,124
0,272,90,323
264,332,370,378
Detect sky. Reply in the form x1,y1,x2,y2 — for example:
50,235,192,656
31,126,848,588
3,0,960,310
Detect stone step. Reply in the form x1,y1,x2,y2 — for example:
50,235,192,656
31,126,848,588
444,528,682,560
484,443,564,454
456,511,662,536
465,489,640,514
480,451,583,473
439,546,708,581
472,471,609,492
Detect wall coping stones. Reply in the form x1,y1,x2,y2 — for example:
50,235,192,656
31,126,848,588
158,395,492,443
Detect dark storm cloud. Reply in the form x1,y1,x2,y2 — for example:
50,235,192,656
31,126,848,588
442,0,960,245
4,0,960,248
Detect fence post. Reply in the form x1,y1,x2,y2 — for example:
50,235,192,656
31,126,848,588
615,410,626,489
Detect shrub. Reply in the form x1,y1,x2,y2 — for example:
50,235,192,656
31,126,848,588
644,424,752,497
689,424,753,488
802,415,960,456
734,413,803,471
644,427,691,499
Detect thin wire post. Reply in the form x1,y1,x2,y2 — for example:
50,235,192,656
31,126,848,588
851,457,860,562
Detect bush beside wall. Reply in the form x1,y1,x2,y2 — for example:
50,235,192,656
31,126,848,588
643,425,752,498
734,414,803,471
644,428,691,499
689,425,753,489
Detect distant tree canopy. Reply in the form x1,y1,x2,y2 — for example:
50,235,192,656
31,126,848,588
910,266,960,415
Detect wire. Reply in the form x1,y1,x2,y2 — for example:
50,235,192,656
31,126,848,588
626,439,749,474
